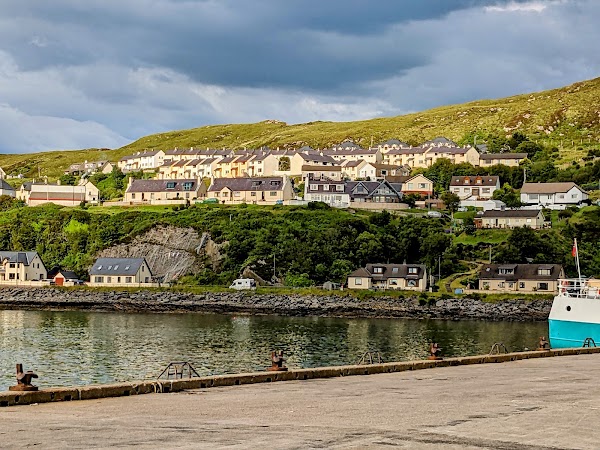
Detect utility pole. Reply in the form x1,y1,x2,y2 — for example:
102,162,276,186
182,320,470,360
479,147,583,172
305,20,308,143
273,254,276,280
489,245,492,264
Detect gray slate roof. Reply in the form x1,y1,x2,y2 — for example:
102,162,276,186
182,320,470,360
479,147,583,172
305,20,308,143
481,209,542,218
480,153,527,160
0,179,15,191
450,176,499,187
479,264,563,281
0,251,40,266
89,258,150,276
349,263,427,280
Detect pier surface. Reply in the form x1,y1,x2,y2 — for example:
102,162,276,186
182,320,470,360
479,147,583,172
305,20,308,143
2,354,599,449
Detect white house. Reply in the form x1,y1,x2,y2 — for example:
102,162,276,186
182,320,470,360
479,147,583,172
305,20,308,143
118,150,165,172
0,179,16,197
450,176,500,204
304,179,349,207
347,263,427,291
520,182,588,210
89,257,156,287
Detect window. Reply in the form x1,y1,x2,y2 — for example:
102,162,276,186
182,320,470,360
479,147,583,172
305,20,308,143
418,183,427,189
125,265,130,270
571,194,578,199
392,267,399,274
336,184,344,191
270,191,277,196
270,180,281,186
310,184,318,191
107,265,112,270
183,182,193,191
117,277,121,283
538,282,549,291
498,268,514,275
107,277,112,283
234,192,241,197
355,278,362,285
408,267,418,274
519,282,525,289
114,265,119,271
98,265,102,270
166,182,176,189
251,192,256,196
538,269,551,276
407,280,417,287
126,277,132,283
95,276,104,283
389,279,398,286
373,267,383,274
483,282,490,288
9,263,15,268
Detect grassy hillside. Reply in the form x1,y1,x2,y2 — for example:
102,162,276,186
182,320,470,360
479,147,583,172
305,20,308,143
1,77,600,178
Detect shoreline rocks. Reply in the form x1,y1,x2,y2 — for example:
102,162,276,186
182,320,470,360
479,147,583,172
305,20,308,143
0,287,552,321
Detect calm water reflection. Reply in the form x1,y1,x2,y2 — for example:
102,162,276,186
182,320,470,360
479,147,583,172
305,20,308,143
0,310,548,390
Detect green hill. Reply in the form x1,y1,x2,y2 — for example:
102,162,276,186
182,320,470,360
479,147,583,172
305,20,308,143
2,77,600,178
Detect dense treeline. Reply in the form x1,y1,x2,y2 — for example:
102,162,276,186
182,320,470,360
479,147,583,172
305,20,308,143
0,198,598,286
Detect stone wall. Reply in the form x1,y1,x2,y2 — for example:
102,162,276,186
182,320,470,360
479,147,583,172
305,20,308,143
0,287,552,321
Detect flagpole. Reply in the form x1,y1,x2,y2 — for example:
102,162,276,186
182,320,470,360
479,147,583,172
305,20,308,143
574,238,582,281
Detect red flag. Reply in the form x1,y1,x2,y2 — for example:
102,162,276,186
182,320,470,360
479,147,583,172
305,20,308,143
572,242,577,257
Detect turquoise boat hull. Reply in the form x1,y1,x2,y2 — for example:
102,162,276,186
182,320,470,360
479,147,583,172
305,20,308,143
549,319,600,348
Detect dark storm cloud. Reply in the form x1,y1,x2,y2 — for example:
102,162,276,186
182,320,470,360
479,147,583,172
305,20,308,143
0,0,529,90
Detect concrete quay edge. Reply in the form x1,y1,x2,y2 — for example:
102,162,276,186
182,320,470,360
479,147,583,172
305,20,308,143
2,346,599,407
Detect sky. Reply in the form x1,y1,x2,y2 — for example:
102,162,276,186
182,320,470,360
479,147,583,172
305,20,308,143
1,0,599,153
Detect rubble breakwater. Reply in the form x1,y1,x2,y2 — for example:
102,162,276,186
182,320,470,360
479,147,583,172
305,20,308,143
0,288,551,321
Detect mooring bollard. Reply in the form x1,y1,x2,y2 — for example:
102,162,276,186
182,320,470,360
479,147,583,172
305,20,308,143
267,350,288,372
537,336,550,351
9,363,39,392
428,342,442,361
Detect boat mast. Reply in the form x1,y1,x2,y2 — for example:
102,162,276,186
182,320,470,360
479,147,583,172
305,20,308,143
574,238,582,282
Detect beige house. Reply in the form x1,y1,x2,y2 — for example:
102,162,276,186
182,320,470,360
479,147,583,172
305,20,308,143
479,153,527,167
26,181,99,206
347,263,427,292
124,178,207,204
301,165,343,182
520,182,589,210
290,153,337,176
476,209,546,229
340,160,368,180
0,251,47,284
207,176,294,204
398,174,434,197
479,263,564,293
89,257,156,287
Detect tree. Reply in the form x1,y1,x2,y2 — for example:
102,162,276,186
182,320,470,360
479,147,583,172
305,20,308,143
441,192,460,214
516,141,543,159
492,184,522,207
508,132,528,150
278,157,291,171
59,174,76,186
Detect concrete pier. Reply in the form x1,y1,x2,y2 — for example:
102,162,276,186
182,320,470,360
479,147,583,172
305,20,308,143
2,354,600,449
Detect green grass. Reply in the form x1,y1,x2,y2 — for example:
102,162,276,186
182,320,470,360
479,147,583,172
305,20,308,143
454,229,511,245
1,77,600,178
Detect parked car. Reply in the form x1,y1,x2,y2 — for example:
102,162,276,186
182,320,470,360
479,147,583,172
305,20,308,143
457,207,468,212
427,211,442,218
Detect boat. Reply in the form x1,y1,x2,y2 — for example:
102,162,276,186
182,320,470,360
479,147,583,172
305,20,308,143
549,238,600,348
549,278,600,348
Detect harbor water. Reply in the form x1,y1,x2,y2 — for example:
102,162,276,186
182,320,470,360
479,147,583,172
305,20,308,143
0,310,548,391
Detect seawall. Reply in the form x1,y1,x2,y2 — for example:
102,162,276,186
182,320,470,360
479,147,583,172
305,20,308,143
1,347,598,407
0,287,551,321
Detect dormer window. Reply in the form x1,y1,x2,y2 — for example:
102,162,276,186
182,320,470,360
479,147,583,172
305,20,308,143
270,180,280,186
252,181,262,187
498,268,514,275
373,267,383,274
392,267,399,274
408,267,418,274
476,179,482,184
538,268,552,276
166,182,176,189
464,179,470,184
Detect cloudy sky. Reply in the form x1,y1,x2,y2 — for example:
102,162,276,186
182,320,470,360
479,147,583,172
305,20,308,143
1,0,599,153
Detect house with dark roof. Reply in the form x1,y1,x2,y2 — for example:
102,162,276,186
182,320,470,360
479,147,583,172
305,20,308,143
89,257,154,286
0,251,47,284
124,178,207,204
208,176,294,204
47,267,81,286
476,209,546,229
290,152,337,175
0,179,16,198
347,263,427,291
478,263,564,293
520,182,588,210
346,180,403,204
301,165,343,182
450,176,500,201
